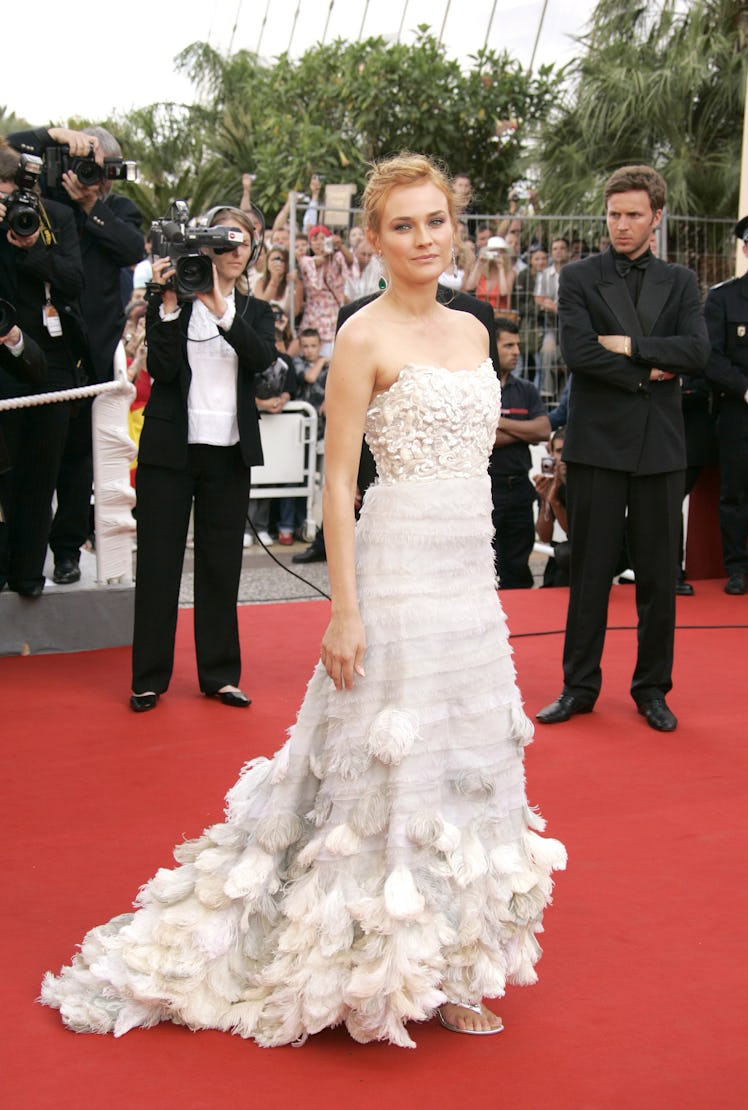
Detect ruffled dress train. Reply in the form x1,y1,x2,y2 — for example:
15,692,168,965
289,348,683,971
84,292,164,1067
41,360,566,1048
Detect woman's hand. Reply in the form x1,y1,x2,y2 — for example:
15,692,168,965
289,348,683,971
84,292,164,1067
194,263,227,318
151,256,179,314
320,611,366,691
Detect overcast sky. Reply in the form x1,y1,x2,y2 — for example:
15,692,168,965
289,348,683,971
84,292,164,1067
5,0,595,125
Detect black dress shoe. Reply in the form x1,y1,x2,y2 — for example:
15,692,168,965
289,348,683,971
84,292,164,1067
206,689,252,708
724,572,747,595
14,582,45,598
636,698,677,732
536,693,595,724
291,545,326,565
675,579,694,596
53,557,81,585
130,692,159,712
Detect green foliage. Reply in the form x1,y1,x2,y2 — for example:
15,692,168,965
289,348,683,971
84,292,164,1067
82,28,559,225
535,0,748,216
0,105,32,136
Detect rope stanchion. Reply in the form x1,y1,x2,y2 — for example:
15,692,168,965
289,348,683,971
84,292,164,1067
0,378,130,412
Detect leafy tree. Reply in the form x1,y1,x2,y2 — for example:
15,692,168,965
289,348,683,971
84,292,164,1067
100,28,558,225
535,0,748,217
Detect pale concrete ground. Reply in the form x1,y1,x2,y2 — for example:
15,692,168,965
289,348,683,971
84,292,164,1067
173,539,549,607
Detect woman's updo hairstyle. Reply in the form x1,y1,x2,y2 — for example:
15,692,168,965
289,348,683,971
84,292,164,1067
362,152,460,234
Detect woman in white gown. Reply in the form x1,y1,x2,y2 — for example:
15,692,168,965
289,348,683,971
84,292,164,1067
41,154,566,1048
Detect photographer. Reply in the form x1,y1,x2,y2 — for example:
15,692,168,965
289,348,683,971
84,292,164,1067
129,205,276,713
9,124,144,584
298,225,352,356
533,427,570,587
0,145,86,597
463,236,516,315
490,316,550,589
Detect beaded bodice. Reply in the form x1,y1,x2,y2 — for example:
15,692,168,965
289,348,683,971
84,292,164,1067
364,360,501,484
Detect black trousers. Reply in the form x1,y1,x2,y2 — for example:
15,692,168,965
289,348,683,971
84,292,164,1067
562,462,684,704
491,475,536,589
49,398,93,563
716,415,748,575
132,443,250,695
0,397,70,591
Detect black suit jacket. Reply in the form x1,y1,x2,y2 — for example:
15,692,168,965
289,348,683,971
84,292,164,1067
558,250,710,475
0,197,89,384
0,330,46,472
703,272,748,435
78,194,144,382
140,293,276,472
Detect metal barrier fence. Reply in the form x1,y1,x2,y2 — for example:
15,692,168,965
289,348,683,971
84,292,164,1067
292,199,734,406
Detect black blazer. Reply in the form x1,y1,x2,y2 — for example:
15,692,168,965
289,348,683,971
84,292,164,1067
703,273,748,432
140,293,276,471
0,330,46,472
0,197,89,382
558,250,710,475
78,194,144,382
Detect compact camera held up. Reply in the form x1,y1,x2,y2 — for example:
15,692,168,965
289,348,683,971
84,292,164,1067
2,154,43,238
44,145,137,190
148,201,246,300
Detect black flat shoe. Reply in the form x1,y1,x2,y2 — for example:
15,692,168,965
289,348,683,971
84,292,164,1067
206,689,252,708
675,580,694,596
130,692,159,712
536,693,595,724
636,698,677,732
724,573,746,595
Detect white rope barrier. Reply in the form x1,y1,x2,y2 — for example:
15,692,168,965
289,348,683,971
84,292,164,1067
0,378,130,411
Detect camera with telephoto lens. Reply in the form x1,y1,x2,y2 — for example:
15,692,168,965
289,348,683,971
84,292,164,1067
2,154,43,238
148,201,247,301
0,299,17,337
44,145,138,190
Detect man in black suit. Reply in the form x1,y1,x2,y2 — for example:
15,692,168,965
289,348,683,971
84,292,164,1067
537,165,710,732
703,216,748,597
292,286,498,563
0,320,46,565
0,148,88,597
9,125,144,584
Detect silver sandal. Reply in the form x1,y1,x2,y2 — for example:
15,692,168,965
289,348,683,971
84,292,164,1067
436,1002,504,1036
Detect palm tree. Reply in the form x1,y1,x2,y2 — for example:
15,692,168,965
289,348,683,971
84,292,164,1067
535,0,748,218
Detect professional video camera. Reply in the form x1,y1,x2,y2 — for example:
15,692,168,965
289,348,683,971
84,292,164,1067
2,154,43,238
148,201,247,300
0,299,17,337
44,145,137,190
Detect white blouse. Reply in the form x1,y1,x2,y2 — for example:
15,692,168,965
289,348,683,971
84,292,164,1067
184,295,240,446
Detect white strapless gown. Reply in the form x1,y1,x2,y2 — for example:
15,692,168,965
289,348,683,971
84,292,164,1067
41,360,566,1048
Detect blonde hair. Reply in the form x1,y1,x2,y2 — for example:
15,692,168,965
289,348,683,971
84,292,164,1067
362,152,459,233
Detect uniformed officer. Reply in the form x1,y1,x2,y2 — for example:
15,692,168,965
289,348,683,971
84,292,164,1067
703,215,748,595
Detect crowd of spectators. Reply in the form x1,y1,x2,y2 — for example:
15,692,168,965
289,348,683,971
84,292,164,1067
1,142,746,598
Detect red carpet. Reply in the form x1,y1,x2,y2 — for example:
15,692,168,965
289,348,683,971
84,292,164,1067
4,584,747,1109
